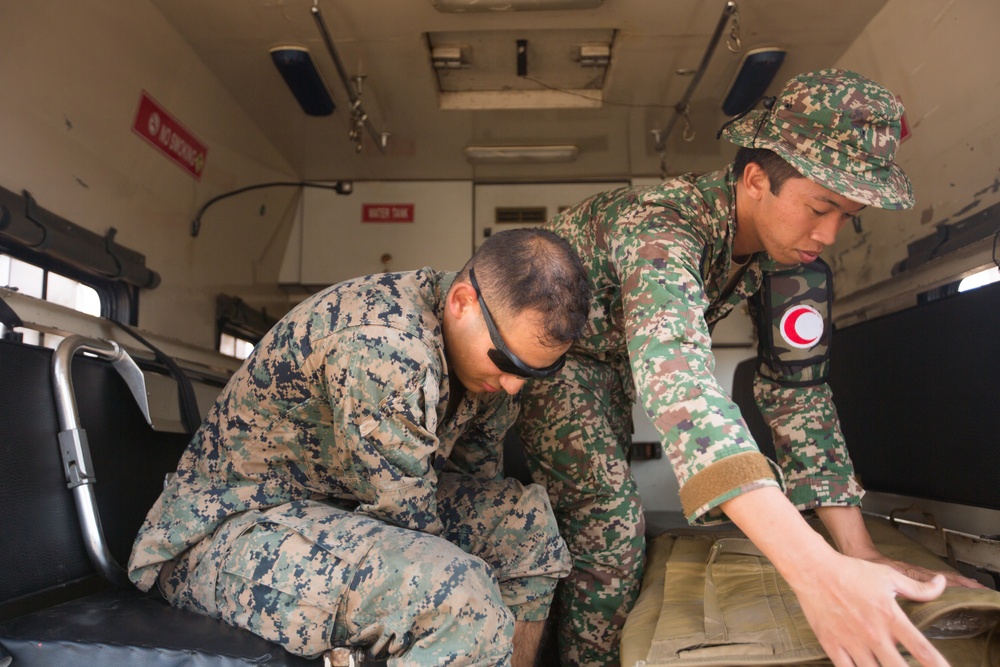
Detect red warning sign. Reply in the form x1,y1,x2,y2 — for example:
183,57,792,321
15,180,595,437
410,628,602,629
362,204,415,223
131,91,208,180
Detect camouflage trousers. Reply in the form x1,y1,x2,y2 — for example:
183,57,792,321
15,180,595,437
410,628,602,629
517,352,646,667
157,473,570,665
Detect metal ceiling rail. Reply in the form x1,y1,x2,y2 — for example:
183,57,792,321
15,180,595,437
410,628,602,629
311,1,390,154
652,1,740,174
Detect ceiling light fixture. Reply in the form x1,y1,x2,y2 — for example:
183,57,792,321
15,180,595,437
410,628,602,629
464,145,579,163
721,47,786,116
431,46,470,69
269,46,335,116
578,44,611,67
432,0,602,12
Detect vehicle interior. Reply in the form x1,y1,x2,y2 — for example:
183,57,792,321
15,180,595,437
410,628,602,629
1,1,998,665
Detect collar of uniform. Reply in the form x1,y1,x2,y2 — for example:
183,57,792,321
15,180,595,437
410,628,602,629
726,164,738,234
692,166,743,283
433,270,457,325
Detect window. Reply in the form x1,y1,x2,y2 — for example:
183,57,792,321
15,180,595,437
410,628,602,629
918,264,1000,304
1,253,102,347
219,332,255,360
215,294,275,360
1,186,156,327
958,266,1000,292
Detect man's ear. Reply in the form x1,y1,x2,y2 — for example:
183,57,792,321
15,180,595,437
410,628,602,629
741,161,771,202
447,280,478,320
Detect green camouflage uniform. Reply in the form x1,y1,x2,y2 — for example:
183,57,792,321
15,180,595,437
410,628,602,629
518,68,914,667
128,268,571,665
517,167,861,667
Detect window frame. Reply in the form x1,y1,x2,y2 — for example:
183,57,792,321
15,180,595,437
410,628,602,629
0,243,138,325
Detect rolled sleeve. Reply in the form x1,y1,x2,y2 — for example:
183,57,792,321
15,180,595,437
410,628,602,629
680,451,781,521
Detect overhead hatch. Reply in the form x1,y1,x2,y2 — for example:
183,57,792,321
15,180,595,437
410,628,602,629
427,28,615,109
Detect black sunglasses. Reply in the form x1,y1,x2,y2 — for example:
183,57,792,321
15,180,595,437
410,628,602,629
468,267,566,379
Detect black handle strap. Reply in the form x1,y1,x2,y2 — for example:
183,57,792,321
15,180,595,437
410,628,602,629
114,322,202,434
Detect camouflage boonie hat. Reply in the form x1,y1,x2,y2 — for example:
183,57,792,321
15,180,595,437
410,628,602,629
721,69,914,210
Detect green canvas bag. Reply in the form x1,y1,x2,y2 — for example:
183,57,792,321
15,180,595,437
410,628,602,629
621,518,1000,666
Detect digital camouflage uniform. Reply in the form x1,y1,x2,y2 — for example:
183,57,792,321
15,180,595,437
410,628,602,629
517,69,913,667
128,268,571,665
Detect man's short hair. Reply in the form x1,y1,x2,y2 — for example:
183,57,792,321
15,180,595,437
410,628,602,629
733,147,803,195
459,228,590,347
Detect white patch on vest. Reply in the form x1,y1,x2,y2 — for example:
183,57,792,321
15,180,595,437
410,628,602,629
779,305,823,349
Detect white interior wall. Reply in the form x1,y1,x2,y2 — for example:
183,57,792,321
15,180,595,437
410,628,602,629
281,181,642,289
282,181,474,287
0,1,300,349
829,0,1000,297
472,182,629,251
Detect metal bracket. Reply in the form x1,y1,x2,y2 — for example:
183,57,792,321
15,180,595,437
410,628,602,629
58,428,95,488
324,647,369,667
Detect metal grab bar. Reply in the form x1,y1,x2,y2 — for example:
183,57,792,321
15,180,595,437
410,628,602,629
51,335,152,587
652,1,739,162
311,1,389,154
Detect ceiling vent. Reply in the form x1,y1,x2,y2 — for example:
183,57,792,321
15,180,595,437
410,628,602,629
428,29,614,110
496,207,548,224
432,0,602,12
464,145,579,163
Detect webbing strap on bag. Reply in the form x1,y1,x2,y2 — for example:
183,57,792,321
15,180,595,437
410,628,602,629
703,538,767,638
629,518,1000,667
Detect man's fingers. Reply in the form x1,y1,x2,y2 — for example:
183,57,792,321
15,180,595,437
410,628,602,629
884,559,987,589
894,572,947,603
889,609,951,667
941,571,987,589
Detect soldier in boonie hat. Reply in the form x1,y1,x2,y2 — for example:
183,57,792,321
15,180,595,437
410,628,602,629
720,68,914,210
513,66,981,667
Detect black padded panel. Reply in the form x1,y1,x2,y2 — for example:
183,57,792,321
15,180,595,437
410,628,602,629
0,587,318,666
0,340,368,664
827,281,1000,510
0,340,192,610
0,341,93,605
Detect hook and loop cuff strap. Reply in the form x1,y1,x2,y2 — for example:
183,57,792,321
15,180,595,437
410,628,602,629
679,451,779,522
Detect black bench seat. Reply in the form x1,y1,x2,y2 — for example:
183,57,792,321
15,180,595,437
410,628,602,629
0,587,315,667
0,338,320,665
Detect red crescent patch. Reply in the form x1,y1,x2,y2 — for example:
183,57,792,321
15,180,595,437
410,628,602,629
779,305,823,349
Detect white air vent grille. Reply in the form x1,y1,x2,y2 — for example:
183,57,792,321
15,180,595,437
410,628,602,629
496,207,548,224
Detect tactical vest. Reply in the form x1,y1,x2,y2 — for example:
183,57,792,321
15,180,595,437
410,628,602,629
622,517,1000,666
